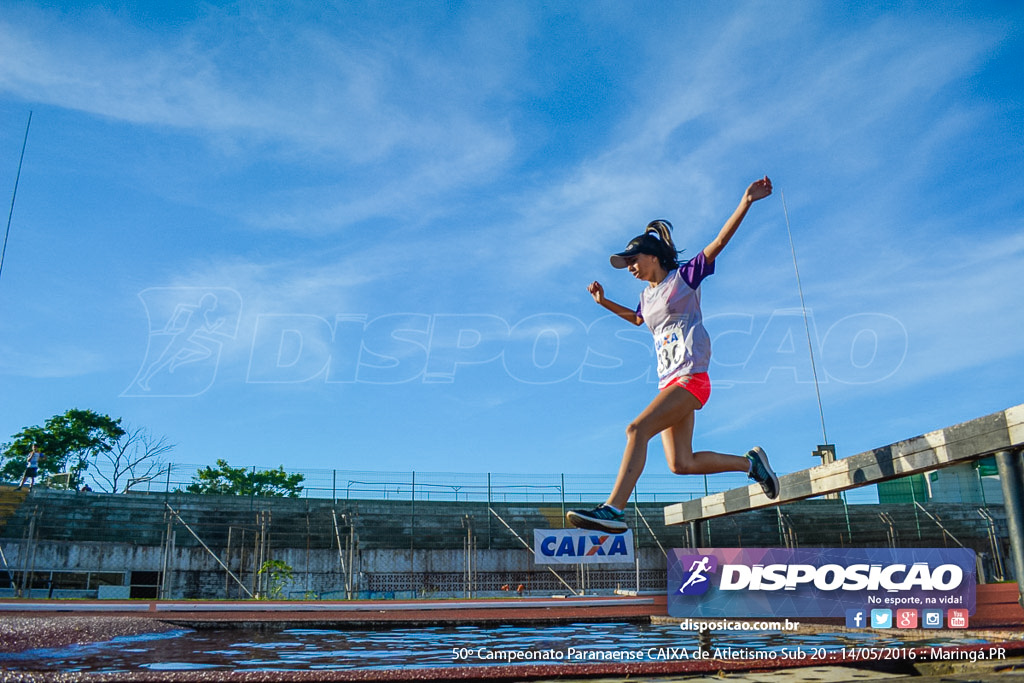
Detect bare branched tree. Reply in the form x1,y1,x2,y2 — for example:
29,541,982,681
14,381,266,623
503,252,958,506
88,426,175,493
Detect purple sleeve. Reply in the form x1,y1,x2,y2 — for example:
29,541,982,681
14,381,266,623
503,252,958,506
679,251,715,289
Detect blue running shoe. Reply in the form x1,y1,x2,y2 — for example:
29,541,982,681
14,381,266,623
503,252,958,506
746,446,780,499
566,504,628,534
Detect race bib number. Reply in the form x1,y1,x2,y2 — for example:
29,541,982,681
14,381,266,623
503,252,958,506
656,332,684,376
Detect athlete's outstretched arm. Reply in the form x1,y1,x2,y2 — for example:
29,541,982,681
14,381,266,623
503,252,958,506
702,176,772,263
588,281,643,326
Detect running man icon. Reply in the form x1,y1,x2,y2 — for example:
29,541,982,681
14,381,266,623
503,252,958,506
124,287,242,397
677,555,717,595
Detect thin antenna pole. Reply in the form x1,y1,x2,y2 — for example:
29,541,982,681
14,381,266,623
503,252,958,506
1,111,33,285
780,190,828,444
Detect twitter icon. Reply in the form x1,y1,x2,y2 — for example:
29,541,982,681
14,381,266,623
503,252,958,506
871,609,893,628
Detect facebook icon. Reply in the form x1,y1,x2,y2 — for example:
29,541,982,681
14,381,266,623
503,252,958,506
845,609,866,628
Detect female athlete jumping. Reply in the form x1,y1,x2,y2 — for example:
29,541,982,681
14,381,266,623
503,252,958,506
567,177,780,534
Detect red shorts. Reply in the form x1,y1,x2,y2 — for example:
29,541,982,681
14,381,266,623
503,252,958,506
662,372,711,406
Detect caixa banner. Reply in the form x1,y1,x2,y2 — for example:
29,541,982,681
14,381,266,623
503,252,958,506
534,529,634,564
667,548,976,618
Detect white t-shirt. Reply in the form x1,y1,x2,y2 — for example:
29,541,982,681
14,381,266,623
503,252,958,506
636,252,715,389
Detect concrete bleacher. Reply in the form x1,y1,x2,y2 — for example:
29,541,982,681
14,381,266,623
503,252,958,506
1,483,1013,601
0,487,1005,555
0,487,687,552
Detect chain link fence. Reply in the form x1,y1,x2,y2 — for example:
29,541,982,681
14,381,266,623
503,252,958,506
114,462,889,505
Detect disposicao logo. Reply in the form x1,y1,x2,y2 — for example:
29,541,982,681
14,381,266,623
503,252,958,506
667,548,976,618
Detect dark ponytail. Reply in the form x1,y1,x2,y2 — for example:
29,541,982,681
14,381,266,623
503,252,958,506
644,219,680,271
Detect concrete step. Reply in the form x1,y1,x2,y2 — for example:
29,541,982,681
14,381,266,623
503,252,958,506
0,485,29,533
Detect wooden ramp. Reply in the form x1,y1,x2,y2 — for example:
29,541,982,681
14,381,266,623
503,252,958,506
665,404,1024,526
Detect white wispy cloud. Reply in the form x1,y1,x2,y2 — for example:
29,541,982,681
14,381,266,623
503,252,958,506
0,4,523,234
493,6,997,273
1,2,1020,476
0,344,108,378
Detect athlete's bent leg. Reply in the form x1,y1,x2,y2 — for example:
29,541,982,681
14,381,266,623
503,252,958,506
662,411,750,476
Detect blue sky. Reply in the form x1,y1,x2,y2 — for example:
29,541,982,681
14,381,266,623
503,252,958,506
0,2,1022,495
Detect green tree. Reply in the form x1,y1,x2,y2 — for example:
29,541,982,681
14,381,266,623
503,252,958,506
1,409,126,488
186,459,305,498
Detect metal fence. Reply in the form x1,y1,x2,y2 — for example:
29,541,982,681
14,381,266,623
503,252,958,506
105,462,886,506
